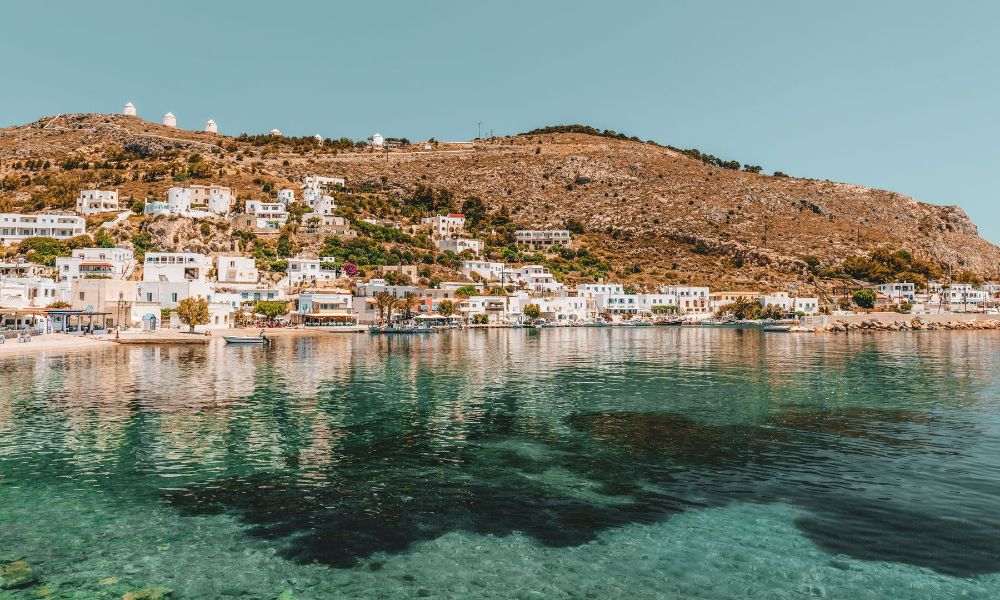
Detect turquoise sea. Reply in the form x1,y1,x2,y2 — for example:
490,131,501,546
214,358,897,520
1,328,999,599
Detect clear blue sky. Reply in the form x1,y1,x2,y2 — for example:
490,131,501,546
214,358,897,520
4,1,999,241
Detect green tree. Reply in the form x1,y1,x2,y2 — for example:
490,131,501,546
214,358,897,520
437,299,456,317
455,285,478,298
852,289,876,309
523,304,541,320
176,297,210,333
94,228,115,248
254,300,288,323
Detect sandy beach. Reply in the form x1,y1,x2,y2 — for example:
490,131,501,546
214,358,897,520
0,333,114,357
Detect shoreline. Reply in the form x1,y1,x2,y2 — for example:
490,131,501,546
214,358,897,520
1,321,998,358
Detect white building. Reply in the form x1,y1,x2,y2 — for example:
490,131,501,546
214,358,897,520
461,260,504,282
508,265,563,293
142,252,212,283
421,214,465,239
943,284,988,309
436,238,483,256
277,189,295,204
793,297,820,315
595,293,677,316
286,257,343,285
144,201,171,216
163,112,176,128
245,200,288,228
0,213,86,245
167,187,192,213
294,292,356,326
75,189,120,216
371,133,384,148
660,286,710,314
204,119,218,134
0,277,63,309
216,256,259,284
534,295,590,322
515,229,571,249
351,279,420,324
303,175,345,191
269,128,282,137
576,283,625,297
759,292,793,311
56,247,135,282
877,282,916,303
123,102,136,117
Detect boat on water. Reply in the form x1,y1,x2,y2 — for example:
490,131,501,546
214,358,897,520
654,318,684,326
368,323,435,334
580,320,613,328
224,332,269,345
762,324,793,332
618,320,653,327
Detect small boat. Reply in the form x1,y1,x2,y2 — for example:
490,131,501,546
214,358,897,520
224,332,269,345
368,324,435,334
654,318,684,326
762,324,793,332
618,320,653,327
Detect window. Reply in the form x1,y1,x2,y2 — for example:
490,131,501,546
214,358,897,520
171,293,178,303
146,293,153,302
79,292,85,301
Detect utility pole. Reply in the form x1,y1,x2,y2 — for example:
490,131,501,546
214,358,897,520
478,122,482,140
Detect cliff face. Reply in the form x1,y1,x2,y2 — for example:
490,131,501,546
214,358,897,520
1,113,997,288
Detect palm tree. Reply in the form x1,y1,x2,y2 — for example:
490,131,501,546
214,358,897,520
401,291,420,320
374,291,394,324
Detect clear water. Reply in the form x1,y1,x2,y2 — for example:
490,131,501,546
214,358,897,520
1,328,999,599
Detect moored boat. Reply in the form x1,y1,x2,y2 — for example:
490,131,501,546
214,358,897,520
224,332,269,345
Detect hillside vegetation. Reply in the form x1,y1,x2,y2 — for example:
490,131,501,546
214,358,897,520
1,113,997,293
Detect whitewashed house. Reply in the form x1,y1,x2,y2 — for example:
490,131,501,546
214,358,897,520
759,292,794,311
245,200,289,228
143,252,212,283
286,257,343,285
294,291,356,327
660,285,710,315
0,277,62,309
595,293,677,316
877,282,916,303
56,247,135,282
515,229,571,250
204,119,218,133
576,283,625,297
436,238,483,256
351,279,420,324
144,201,171,216
123,102,136,116
461,260,504,282
75,190,120,215
421,214,465,239
216,256,259,284
943,284,988,310
508,265,563,293
278,189,295,204
793,297,820,315
0,213,86,245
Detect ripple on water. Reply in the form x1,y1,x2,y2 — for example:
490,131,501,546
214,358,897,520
1,329,1000,598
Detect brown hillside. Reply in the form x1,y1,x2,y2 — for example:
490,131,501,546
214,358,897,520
1,113,997,291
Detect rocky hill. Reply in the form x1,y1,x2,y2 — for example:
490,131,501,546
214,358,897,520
1,113,997,292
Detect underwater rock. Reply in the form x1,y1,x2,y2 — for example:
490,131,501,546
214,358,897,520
0,560,37,589
276,590,296,600
122,587,172,600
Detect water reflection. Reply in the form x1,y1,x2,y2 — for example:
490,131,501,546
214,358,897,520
2,329,1000,578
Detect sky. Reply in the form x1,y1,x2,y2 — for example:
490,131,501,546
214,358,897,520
3,1,999,241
